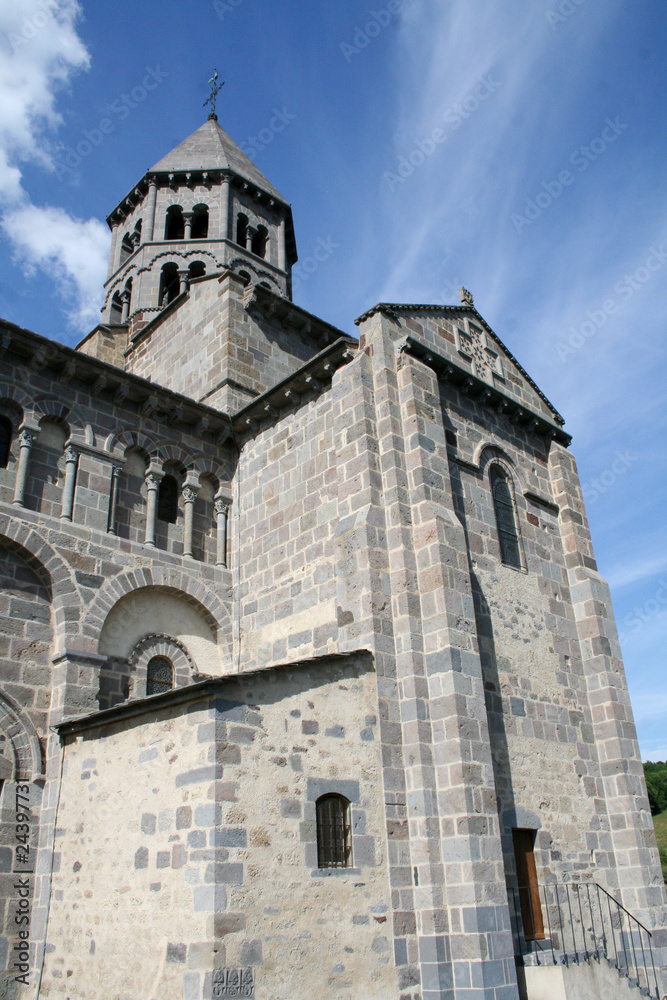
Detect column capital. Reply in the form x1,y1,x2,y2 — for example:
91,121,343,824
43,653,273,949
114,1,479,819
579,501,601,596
214,495,232,515
18,428,34,449
145,472,163,492
182,485,198,505
64,445,78,464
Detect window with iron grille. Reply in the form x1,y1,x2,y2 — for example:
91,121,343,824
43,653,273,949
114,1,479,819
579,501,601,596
146,656,173,696
316,794,352,868
490,466,522,569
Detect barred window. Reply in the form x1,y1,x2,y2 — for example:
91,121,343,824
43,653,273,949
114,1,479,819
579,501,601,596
490,466,522,569
316,794,351,868
146,657,173,696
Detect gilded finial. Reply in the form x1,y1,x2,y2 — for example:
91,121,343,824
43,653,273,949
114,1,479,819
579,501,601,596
203,69,225,121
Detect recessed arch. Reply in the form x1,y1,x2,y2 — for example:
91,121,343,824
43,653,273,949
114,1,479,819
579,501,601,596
106,428,158,461
82,569,230,656
0,691,45,782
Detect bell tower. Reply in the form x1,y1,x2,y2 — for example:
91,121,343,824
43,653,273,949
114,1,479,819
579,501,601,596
100,107,298,338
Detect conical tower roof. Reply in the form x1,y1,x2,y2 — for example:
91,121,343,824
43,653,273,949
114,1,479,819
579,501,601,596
149,117,287,203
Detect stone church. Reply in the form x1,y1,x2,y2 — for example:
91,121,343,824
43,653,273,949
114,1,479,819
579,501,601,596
0,107,664,1000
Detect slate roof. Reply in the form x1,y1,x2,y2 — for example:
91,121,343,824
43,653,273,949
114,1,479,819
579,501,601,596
149,117,286,202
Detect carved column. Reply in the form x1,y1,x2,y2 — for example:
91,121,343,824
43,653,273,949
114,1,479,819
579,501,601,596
277,215,286,271
246,226,256,252
183,211,193,241
178,269,189,296
214,495,231,567
120,288,131,324
13,429,35,506
107,465,122,535
144,177,158,242
220,173,231,240
182,482,199,558
107,221,120,278
60,446,79,521
144,468,163,548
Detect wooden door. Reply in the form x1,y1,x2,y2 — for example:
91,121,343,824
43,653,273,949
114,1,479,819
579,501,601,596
512,828,545,941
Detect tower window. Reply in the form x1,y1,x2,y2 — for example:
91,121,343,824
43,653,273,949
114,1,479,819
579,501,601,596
159,263,180,306
157,474,179,523
192,204,209,239
251,225,268,259
189,261,206,281
316,794,352,868
0,417,12,468
119,233,134,264
110,292,123,325
236,213,248,248
146,656,173,696
165,205,185,241
490,465,522,569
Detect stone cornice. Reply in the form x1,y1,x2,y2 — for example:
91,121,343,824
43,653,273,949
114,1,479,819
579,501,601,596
401,335,571,446
53,650,372,737
356,301,566,428
0,316,231,439
230,338,357,440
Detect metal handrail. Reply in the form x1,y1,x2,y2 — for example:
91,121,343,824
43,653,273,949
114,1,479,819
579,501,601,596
507,881,661,1000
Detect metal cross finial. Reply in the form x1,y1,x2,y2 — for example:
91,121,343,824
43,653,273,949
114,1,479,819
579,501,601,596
203,69,225,120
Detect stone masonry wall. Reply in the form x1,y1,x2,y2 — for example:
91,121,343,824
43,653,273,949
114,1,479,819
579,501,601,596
40,654,397,1000
124,272,321,411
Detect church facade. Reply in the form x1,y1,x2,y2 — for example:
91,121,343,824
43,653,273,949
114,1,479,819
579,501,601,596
0,112,664,1000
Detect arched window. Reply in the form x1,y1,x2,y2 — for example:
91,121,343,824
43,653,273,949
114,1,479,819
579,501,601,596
119,233,134,264
490,466,522,569
146,656,173,696
251,225,268,259
0,417,12,468
192,204,209,239
165,206,185,241
110,292,123,325
316,794,351,868
157,474,179,523
188,261,206,281
236,213,248,248
159,263,180,306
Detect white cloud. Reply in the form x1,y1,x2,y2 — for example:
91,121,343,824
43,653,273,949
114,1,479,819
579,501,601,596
0,0,108,331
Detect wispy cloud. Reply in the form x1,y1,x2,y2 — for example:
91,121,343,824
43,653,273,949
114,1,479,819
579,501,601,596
0,0,108,331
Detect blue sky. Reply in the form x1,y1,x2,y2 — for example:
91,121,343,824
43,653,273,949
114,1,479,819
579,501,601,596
0,0,665,757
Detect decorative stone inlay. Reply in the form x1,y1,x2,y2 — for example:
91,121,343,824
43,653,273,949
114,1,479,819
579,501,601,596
455,322,504,383
211,969,255,998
